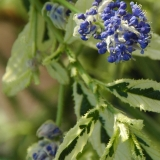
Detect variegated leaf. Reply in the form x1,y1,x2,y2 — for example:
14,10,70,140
115,113,144,131
106,79,160,112
88,106,114,157
117,123,129,142
76,142,99,160
100,128,120,160
54,107,100,160
90,107,135,160
73,82,97,119
114,140,133,160
132,129,160,160
73,81,160,159
130,134,146,160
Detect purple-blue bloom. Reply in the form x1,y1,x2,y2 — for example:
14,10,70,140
73,0,151,63
31,141,58,160
28,139,59,160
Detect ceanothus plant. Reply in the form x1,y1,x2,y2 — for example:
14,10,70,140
2,0,160,159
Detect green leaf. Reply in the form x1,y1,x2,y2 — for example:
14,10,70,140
37,14,56,52
134,33,160,60
132,130,160,160
114,114,145,160
100,128,120,160
106,79,160,112
46,59,69,84
89,120,109,157
116,113,144,131
73,82,97,119
77,142,99,160
141,141,160,160
54,107,100,160
117,112,160,160
90,107,134,160
73,81,160,159
114,140,133,160
130,134,146,160
116,112,160,160
89,107,114,157
90,105,155,160
117,122,129,142
2,6,39,96
64,0,94,44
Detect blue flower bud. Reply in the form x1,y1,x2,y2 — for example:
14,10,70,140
87,8,97,15
120,1,127,9
95,0,102,4
45,143,57,157
92,2,99,6
27,140,59,160
101,31,108,38
32,151,48,160
77,13,85,20
46,4,52,11
81,35,88,41
118,9,126,16
80,21,89,29
123,53,131,61
96,41,106,49
94,34,102,40
98,47,107,54
107,55,116,63
37,120,62,139
42,2,69,30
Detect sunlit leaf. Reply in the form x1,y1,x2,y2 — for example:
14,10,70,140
106,79,160,112
116,113,144,131
73,82,97,119
132,128,160,160
130,134,146,160
114,140,132,160
54,107,100,160
100,128,120,160
76,142,99,160
117,123,129,142
90,107,134,160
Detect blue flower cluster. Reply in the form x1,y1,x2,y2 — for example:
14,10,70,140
43,2,71,30
37,120,62,139
73,0,151,63
27,121,62,160
32,140,58,160
73,7,98,40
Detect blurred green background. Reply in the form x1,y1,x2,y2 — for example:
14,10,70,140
0,0,160,159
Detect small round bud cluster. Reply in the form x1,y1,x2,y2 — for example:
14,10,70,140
73,7,98,41
42,2,71,30
92,0,102,7
27,121,62,160
37,120,62,139
73,0,151,63
31,140,58,160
